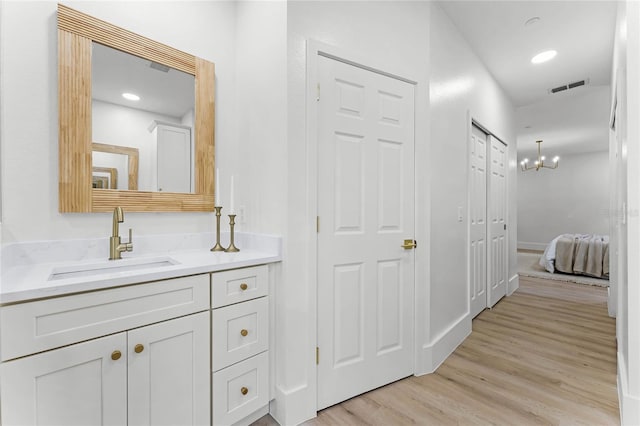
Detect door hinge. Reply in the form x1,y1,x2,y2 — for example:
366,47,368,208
317,216,320,233
504,224,507,231
317,83,320,102
316,347,319,365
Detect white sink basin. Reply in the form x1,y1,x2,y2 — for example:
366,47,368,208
48,256,180,281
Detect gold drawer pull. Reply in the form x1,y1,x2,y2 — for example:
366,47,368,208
111,350,122,361
240,329,248,337
134,344,144,354
240,283,248,291
241,387,248,395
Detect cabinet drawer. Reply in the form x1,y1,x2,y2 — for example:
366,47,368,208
212,297,268,371
212,351,268,426
1,274,210,361
211,265,267,308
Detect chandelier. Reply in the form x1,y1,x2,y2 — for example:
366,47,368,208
520,140,559,172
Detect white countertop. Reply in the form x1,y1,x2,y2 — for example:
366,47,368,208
0,232,282,305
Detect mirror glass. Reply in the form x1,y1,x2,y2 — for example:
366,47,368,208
91,42,195,193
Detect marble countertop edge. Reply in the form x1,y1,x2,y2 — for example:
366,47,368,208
0,237,282,305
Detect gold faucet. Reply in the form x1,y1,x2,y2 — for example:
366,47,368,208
109,207,133,260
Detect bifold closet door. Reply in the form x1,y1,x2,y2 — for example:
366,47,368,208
488,136,507,308
470,126,508,318
470,125,488,318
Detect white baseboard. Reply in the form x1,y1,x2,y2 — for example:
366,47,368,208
414,314,471,376
517,241,547,251
270,383,316,426
235,405,269,426
508,274,519,296
618,352,640,425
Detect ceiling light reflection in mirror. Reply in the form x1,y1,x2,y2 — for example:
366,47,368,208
531,50,557,64
91,42,196,193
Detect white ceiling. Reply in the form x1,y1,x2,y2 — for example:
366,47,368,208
92,42,194,119
439,0,617,156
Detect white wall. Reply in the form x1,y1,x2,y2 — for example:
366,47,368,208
517,151,610,250
429,1,517,362
234,1,287,236
612,1,640,423
0,1,238,243
284,2,430,424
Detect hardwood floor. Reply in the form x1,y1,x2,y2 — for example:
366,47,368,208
255,276,618,425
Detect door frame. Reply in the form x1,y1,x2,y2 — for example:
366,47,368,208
466,116,509,316
305,39,420,411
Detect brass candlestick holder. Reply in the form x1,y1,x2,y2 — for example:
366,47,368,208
210,206,225,252
225,214,240,252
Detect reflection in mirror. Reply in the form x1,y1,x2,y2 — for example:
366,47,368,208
92,143,139,190
92,42,195,193
92,167,118,189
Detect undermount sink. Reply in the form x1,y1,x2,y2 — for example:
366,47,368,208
48,256,180,281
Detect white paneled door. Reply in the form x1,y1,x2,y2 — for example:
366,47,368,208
488,136,507,307
469,125,508,318
469,125,488,318
316,55,415,410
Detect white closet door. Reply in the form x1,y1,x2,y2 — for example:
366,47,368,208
470,125,488,318
316,55,415,410
488,136,507,308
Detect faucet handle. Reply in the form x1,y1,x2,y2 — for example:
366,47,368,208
125,228,134,252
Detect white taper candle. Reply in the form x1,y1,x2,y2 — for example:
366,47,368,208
229,175,235,214
215,168,220,206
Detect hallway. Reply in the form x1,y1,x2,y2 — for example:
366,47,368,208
257,276,618,425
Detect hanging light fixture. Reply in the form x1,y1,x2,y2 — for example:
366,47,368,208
520,140,559,172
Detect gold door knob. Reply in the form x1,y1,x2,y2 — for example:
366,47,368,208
241,387,248,395
111,350,122,361
401,239,417,249
240,283,248,291
134,344,144,354
240,329,248,337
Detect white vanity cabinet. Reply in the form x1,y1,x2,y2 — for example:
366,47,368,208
1,332,128,425
0,274,211,426
211,265,270,426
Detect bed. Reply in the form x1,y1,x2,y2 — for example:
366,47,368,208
539,234,609,279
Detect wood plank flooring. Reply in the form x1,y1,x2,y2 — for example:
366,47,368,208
255,276,618,425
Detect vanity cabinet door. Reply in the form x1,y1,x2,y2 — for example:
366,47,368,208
0,333,127,426
127,311,210,426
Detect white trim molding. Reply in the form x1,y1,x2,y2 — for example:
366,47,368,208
618,352,640,425
508,274,519,296
270,384,315,426
517,241,547,252
415,314,471,375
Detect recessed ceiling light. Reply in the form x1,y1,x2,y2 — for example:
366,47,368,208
525,17,540,26
122,92,140,101
531,50,557,64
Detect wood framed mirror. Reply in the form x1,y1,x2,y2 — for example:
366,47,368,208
58,4,215,212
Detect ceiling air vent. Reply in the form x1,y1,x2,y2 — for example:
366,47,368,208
548,78,589,94
149,61,170,73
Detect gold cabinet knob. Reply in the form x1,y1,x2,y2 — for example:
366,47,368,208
111,350,122,361
240,329,248,337
241,387,248,395
240,283,248,291
134,344,144,354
